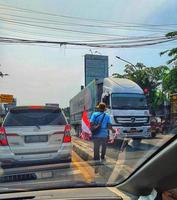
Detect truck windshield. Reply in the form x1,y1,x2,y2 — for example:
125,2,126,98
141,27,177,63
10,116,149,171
111,93,148,110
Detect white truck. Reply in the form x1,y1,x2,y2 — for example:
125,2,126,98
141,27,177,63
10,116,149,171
70,77,151,139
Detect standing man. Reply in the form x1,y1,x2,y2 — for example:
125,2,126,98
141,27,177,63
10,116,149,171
90,102,116,162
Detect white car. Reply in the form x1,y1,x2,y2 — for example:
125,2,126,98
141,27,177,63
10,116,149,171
0,106,72,166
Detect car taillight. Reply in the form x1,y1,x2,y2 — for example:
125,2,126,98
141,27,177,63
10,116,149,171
0,127,8,146
64,124,71,133
63,124,71,143
29,106,45,109
63,135,71,143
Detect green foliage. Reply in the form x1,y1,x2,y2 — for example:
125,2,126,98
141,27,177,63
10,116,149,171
113,63,169,90
160,30,177,92
160,31,177,64
163,67,177,94
166,31,177,37
151,90,167,112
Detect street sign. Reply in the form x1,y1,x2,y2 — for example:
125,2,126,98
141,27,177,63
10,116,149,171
0,94,13,103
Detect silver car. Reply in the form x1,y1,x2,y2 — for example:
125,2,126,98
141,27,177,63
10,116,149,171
0,106,72,166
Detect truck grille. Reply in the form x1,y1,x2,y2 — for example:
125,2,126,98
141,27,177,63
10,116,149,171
114,116,149,126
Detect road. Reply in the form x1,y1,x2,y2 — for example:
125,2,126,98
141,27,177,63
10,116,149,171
0,133,174,191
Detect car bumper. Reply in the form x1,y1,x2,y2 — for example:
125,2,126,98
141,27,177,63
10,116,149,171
112,126,151,139
0,143,72,166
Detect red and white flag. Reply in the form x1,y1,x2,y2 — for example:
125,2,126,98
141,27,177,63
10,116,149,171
80,110,91,140
108,128,121,144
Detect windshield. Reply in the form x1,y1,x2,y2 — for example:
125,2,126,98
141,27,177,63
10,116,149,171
111,93,148,109
0,0,177,195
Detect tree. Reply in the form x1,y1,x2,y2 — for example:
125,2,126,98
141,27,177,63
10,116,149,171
160,31,177,94
163,67,177,94
113,63,169,91
160,31,177,64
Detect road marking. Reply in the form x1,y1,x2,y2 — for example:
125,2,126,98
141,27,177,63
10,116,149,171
72,151,95,183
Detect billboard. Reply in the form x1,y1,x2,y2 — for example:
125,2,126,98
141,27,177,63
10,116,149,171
84,54,108,86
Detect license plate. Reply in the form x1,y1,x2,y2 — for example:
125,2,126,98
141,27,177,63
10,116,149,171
129,130,138,133
36,171,53,179
128,130,142,134
25,135,48,143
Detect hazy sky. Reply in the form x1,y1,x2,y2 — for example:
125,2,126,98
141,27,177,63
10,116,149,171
0,0,177,107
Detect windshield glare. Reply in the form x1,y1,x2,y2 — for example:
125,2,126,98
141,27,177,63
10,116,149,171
0,0,177,195
111,93,148,109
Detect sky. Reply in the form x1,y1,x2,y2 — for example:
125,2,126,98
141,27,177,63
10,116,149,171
0,0,177,107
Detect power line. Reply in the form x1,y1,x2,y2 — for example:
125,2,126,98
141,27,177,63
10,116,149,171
0,36,176,48
1,21,168,40
1,17,176,41
1,27,103,41
1,25,174,45
1,26,169,43
1,3,176,42
0,11,176,32
0,17,167,38
80,37,169,45
0,3,177,29
0,17,130,38
0,12,120,29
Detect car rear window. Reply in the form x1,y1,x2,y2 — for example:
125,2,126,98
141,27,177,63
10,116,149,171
3,108,67,126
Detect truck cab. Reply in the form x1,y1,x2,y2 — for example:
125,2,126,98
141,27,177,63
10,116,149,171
101,77,151,139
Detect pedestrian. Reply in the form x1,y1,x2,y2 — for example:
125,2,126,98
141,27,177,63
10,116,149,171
90,102,116,162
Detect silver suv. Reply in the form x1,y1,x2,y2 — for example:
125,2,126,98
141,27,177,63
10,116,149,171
0,106,71,166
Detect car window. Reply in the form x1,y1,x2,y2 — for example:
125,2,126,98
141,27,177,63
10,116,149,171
0,0,177,196
3,108,67,126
